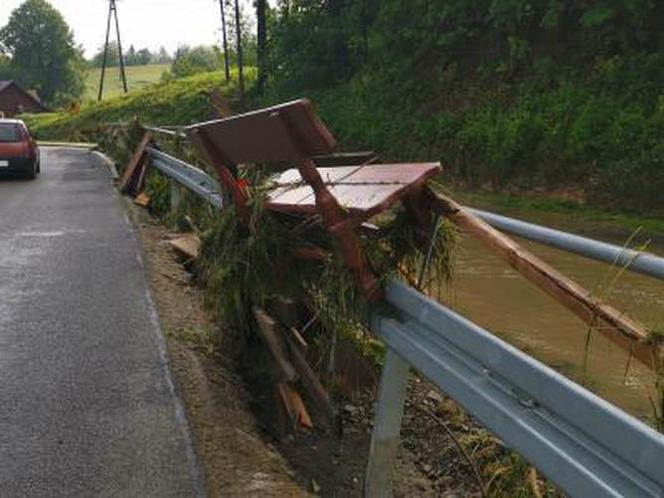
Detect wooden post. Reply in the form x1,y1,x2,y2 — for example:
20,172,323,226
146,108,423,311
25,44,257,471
427,189,660,369
97,1,113,101
112,0,128,94
365,349,410,498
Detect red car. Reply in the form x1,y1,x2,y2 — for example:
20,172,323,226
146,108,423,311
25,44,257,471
0,119,40,179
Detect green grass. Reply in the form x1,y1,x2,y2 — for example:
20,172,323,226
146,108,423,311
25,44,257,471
84,64,171,101
22,70,247,141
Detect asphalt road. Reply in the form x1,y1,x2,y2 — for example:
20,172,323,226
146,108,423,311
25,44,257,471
0,148,203,497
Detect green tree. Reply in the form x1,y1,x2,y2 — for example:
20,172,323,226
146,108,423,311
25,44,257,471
0,53,14,80
0,0,85,105
170,45,222,78
92,41,121,68
125,44,137,66
135,48,153,66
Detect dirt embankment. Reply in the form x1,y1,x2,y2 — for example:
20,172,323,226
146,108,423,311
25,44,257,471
130,205,308,497
128,203,552,497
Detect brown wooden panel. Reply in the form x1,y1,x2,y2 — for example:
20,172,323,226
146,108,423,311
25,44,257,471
266,162,441,219
185,99,336,164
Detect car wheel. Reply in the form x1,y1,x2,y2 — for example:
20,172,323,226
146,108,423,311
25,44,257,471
36,158,41,174
26,161,37,180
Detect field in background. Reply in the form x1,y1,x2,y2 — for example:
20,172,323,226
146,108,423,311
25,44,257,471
84,64,170,100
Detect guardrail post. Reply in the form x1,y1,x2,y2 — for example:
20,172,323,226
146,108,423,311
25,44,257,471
170,179,181,212
365,348,410,497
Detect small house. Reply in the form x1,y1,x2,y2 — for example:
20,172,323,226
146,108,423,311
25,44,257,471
0,80,49,118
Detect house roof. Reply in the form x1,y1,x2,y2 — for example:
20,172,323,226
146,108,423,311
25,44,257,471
0,80,49,112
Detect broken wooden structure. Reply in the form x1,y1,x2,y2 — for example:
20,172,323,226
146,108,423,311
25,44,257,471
185,100,441,302
122,98,660,437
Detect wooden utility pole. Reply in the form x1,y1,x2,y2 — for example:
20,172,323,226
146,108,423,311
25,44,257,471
219,0,230,82
98,0,128,101
234,0,245,109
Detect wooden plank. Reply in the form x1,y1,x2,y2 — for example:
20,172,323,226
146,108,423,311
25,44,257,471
253,307,298,382
119,132,152,195
168,234,201,260
185,99,336,164
134,192,150,207
288,386,314,429
284,334,339,431
427,190,660,369
288,327,308,354
266,163,441,219
271,163,441,186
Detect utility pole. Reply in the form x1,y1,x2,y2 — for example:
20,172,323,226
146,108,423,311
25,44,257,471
219,0,230,82
234,0,245,109
98,0,128,101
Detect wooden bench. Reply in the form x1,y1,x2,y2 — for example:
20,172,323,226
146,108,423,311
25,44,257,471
185,99,441,300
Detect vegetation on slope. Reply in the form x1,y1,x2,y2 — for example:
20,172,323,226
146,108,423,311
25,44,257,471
23,70,243,140
84,64,171,101
260,1,664,213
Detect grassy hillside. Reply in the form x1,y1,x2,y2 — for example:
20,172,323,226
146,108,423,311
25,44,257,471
261,1,664,213
23,70,239,141
84,64,170,101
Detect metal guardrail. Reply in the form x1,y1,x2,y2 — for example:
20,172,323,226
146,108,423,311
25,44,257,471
366,281,664,497
148,148,224,209
472,208,664,281
144,125,186,138
144,149,664,497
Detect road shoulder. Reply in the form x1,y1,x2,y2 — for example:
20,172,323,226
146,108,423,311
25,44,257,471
126,202,307,497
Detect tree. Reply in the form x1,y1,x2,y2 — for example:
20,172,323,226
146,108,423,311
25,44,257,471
255,0,267,92
0,53,13,80
234,0,245,108
135,48,153,66
155,47,172,64
219,0,231,81
0,0,85,105
125,45,137,66
170,45,222,78
91,42,120,67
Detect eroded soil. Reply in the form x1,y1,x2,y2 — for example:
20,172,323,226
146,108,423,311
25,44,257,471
129,203,549,498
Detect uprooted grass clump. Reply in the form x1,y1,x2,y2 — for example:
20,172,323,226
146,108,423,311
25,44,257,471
196,166,456,367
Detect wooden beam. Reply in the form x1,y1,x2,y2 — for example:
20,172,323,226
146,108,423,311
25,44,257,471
253,307,298,382
284,334,340,434
119,132,152,195
427,190,660,369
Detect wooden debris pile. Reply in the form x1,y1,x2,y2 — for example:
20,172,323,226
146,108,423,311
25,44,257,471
119,98,661,438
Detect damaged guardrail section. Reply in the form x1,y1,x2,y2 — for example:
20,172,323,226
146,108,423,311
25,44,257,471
366,281,664,498
148,148,224,209
135,130,664,498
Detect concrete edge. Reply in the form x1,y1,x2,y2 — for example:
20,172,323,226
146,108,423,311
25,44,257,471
91,150,120,180
119,195,207,497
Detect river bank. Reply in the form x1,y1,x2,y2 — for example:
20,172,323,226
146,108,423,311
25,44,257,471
437,187,663,423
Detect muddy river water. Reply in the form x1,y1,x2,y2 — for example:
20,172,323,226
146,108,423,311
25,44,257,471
439,206,663,422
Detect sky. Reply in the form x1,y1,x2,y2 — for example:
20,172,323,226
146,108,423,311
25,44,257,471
0,0,257,58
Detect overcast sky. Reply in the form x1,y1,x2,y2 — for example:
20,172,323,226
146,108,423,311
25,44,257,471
0,0,258,58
